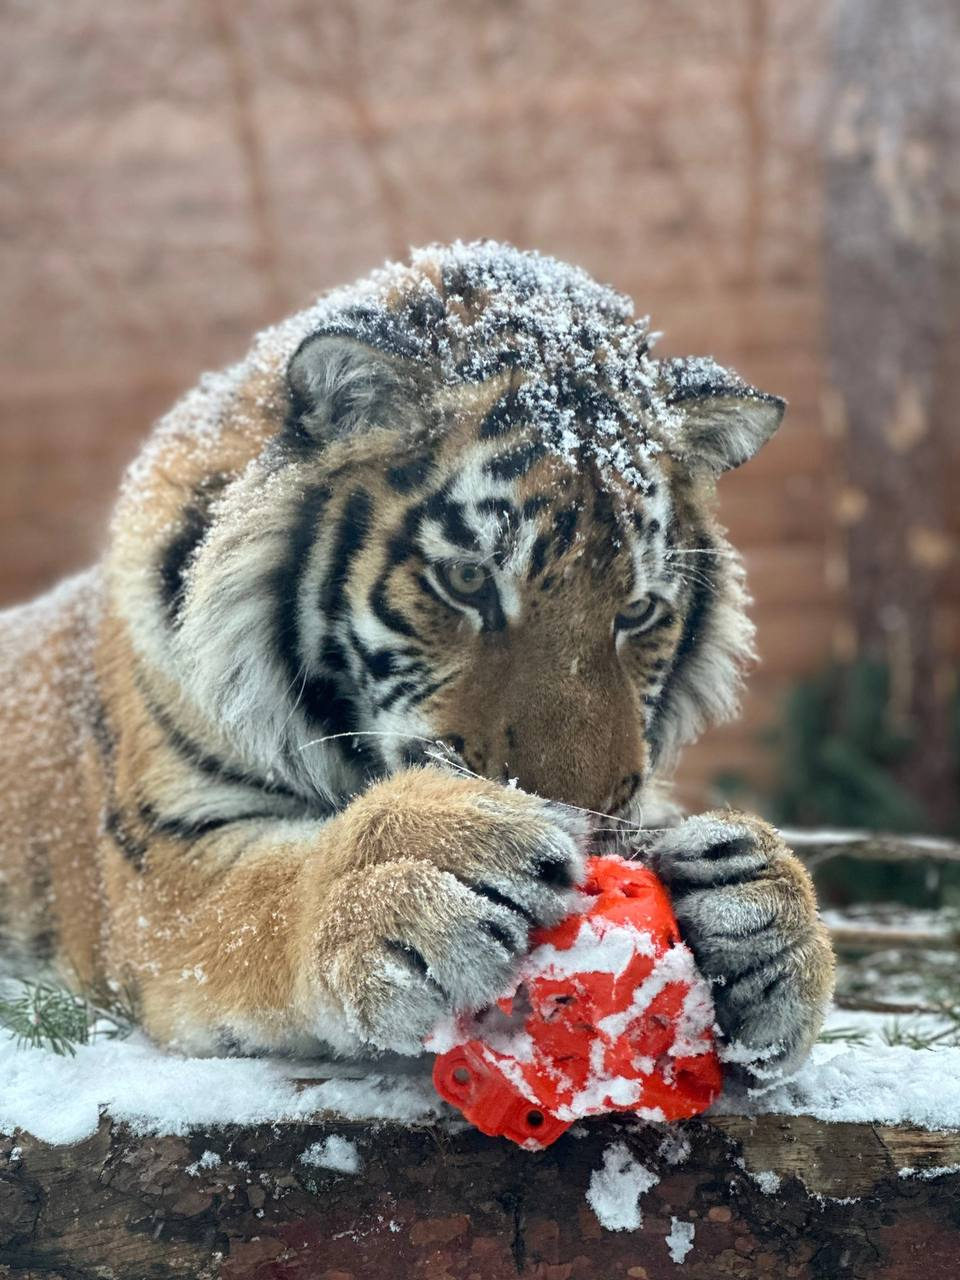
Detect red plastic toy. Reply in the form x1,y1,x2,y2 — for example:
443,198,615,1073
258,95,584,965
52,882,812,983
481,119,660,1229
431,855,723,1148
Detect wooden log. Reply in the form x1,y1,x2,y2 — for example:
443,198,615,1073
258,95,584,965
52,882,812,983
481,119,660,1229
783,829,960,870
1,1114,958,1279
828,925,956,953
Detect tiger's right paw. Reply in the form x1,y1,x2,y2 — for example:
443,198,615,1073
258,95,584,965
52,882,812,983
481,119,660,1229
310,769,589,1052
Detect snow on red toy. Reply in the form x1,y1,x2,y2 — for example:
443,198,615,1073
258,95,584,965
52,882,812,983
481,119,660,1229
431,855,723,1148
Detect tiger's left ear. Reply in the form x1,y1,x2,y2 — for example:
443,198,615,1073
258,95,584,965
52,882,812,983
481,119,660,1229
285,331,426,446
661,356,785,474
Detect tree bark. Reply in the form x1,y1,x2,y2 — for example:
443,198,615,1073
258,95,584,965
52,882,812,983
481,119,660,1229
1,1114,958,1280
824,0,960,825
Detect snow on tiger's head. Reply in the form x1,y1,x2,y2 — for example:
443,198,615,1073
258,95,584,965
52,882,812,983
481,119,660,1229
110,241,785,815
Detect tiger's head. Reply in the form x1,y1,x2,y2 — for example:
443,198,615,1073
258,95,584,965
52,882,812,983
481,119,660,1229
124,243,783,826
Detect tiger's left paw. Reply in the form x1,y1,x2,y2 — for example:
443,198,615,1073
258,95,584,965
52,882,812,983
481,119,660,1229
649,811,835,1082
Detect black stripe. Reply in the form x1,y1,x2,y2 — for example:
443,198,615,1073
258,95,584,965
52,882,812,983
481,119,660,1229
378,679,421,713
479,389,522,439
369,572,419,640
647,534,717,765
475,496,516,524
157,476,227,625
142,809,276,840
486,441,547,482
318,488,373,618
414,572,449,612
347,628,401,680
271,483,331,694
135,676,305,804
319,636,350,674
383,939,448,998
424,492,478,551
105,809,149,868
552,506,579,558
528,534,549,580
406,673,453,707
666,859,755,893
480,919,519,952
387,454,432,493
522,495,550,520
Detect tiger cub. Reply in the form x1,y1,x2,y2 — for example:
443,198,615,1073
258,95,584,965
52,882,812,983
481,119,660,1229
0,242,833,1077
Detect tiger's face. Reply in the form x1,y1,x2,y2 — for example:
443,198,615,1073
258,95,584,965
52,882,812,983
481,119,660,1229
159,244,782,824
306,385,686,818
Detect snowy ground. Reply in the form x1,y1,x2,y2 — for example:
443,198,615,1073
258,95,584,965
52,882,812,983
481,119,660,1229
3,897,957,1147
2,1017,959,1146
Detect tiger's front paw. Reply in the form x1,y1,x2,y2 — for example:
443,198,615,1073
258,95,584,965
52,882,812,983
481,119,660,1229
650,811,835,1081
312,770,589,1053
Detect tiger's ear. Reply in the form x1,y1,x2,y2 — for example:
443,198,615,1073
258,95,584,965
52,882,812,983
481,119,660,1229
662,357,785,474
285,332,425,445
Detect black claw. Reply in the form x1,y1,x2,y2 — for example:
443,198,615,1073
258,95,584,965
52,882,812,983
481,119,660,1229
470,882,537,926
480,919,519,952
699,836,757,861
384,939,446,996
534,856,574,888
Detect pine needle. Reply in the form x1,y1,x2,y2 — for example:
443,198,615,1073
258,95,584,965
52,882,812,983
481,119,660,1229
0,981,91,1057
0,975,139,1056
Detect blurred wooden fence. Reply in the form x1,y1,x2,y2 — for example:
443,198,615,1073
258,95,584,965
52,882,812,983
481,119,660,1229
1,0,957,811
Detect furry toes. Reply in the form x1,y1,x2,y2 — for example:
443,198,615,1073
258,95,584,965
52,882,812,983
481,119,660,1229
650,811,835,1081
313,769,589,1052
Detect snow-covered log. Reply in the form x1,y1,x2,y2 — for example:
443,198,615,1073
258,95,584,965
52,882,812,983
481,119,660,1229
1,1113,959,1278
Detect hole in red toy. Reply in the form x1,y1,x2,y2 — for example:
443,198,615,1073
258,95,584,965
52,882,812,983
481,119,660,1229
452,1066,471,1086
526,1110,545,1128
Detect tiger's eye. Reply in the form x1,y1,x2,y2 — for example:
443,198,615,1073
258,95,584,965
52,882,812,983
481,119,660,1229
443,562,489,597
617,595,659,631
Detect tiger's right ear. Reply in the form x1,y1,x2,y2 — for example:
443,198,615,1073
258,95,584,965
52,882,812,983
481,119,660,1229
285,332,425,445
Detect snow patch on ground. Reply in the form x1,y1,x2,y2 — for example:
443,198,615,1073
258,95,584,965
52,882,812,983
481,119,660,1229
898,1163,960,1181
185,1149,221,1177
665,1216,695,1263
585,1141,659,1231
721,1042,960,1129
0,1033,443,1145
301,1135,361,1174
3,1028,960,1143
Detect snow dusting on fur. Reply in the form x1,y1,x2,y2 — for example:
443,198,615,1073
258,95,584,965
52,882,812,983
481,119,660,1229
118,239,688,517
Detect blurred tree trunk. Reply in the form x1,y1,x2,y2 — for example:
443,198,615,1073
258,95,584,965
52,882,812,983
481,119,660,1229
824,0,960,827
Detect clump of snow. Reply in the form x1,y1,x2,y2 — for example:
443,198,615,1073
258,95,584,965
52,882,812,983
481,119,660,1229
524,918,655,980
748,1168,782,1194
597,942,711,1043
585,1141,659,1231
665,1216,696,1263
657,1129,691,1167
898,1164,960,1181
301,1135,361,1174
185,1149,221,1176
